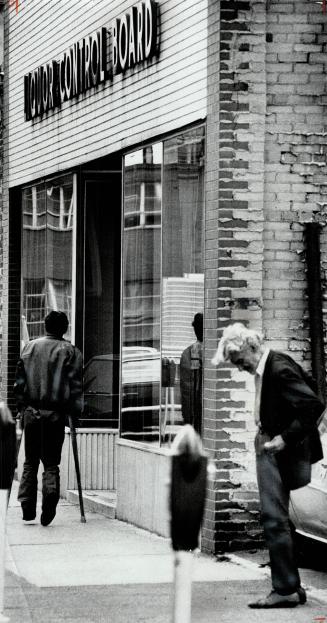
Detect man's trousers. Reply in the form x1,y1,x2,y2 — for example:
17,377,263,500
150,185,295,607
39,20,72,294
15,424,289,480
255,433,301,595
18,408,65,515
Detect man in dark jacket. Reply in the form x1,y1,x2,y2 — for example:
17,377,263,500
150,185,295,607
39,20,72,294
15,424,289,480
212,322,324,609
14,311,83,526
180,313,203,435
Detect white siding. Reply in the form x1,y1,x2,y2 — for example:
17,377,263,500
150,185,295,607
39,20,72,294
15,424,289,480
7,0,207,187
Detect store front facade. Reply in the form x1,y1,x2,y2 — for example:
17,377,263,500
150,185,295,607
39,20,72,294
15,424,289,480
5,0,210,542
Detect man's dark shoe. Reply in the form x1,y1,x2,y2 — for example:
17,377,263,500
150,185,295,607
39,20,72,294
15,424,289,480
40,493,57,527
297,586,307,604
248,588,306,609
21,505,36,521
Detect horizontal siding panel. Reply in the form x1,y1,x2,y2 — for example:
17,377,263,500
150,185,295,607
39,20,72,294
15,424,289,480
11,76,206,165
9,52,207,149
7,0,207,187
9,2,203,63
9,28,207,115
9,111,207,184
9,95,207,163
10,12,207,87
9,89,207,168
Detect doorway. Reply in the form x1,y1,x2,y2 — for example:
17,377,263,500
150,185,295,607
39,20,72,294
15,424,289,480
82,172,122,428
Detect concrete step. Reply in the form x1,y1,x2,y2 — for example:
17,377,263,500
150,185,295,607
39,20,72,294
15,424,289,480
66,489,117,519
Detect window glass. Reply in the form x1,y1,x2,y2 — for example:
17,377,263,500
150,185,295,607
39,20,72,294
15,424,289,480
121,145,162,442
46,176,74,341
120,127,205,445
22,183,46,342
21,174,75,346
161,127,205,445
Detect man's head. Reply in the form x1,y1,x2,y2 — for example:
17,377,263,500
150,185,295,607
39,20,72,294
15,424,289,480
211,323,264,375
192,313,203,342
44,311,69,338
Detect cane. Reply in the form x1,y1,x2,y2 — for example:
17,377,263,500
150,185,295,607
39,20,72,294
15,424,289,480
68,416,86,523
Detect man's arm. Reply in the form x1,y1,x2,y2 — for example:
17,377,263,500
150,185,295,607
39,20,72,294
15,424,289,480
67,347,83,416
276,363,324,446
13,358,27,412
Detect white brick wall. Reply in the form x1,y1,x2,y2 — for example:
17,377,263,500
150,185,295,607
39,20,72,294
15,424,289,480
264,0,327,362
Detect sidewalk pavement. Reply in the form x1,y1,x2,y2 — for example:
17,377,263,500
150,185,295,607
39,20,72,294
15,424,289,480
3,482,327,623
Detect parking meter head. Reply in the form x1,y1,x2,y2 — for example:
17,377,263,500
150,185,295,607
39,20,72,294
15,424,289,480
170,425,207,551
171,424,203,458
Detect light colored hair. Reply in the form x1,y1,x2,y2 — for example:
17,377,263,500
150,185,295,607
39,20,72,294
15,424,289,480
211,323,264,366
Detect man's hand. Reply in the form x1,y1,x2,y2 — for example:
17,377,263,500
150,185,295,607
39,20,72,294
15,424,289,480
264,434,286,455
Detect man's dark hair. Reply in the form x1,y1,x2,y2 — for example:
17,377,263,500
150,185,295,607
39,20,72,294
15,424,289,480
44,311,69,337
192,313,203,342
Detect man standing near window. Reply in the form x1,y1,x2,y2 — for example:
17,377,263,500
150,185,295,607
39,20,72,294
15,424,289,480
14,311,83,527
180,313,203,436
212,323,324,608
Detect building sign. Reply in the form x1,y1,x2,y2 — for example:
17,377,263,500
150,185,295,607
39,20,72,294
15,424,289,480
24,0,158,121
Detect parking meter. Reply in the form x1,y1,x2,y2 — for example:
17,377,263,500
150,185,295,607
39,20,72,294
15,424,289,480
170,426,207,551
0,403,16,623
0,403,16,490
170,425,207,623
162,358,176,388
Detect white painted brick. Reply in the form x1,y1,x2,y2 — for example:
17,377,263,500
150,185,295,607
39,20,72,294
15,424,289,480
278,73,309,84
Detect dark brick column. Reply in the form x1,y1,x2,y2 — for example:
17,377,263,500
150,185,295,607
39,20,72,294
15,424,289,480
203,0,266,553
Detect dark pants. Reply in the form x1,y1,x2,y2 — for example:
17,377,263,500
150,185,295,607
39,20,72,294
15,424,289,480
18,408,65,514
255,433,301,595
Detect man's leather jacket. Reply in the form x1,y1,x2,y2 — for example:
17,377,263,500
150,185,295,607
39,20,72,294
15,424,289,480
14,334,83,416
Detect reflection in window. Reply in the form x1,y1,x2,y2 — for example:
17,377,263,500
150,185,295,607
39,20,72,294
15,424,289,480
21,175,75,344
46,178,74,231
120,127,205,445
161,127,205,445
121,145,162,441
22,184,46,230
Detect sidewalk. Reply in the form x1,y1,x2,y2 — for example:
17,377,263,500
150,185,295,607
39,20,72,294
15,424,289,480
3,483,327,622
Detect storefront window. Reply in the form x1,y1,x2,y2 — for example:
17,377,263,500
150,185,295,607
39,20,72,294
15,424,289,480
21,174,75,345
121,145,162,441
161,127,205,444
121,126,205,444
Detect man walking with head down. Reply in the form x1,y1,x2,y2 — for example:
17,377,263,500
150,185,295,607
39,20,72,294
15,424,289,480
212,323,324,609
14,311,83,527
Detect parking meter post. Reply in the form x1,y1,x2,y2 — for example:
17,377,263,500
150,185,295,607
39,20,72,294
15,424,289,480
170,425,207,623
0,403,15,623
173,550,193,623
0,491,9,622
